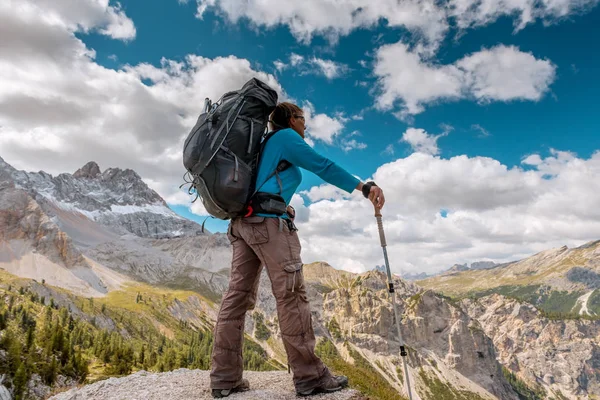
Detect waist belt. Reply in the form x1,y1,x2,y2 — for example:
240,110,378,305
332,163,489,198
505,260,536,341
245,192,287,217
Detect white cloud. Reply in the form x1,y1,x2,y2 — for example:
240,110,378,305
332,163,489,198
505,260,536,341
279,54,350,79
290,53,304,66
290,194,310,223
522,154,544,166
273,60,287,72
301,184,353,203
294,149,600,275
374,43,556,117
308,57,349,79
341,139,368,152
302,101,345,144
457,45,556,102
0,0,137,41
401,128,447,156
194,0,448,50
449,0,600,31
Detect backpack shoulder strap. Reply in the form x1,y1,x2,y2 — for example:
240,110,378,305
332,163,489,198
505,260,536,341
251,130,292,196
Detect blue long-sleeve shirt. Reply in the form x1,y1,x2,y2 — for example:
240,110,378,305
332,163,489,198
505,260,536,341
253,128,360,217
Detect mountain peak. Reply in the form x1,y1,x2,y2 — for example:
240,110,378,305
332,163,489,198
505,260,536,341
74,161,101,179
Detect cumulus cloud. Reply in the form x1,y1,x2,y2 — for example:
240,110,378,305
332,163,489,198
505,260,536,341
293,149,600,275
308,58,350,79
0,0,137,41
374,43,556,117
456,45,557,102
401,128,448,156
194,0,448,50
301,101,345,144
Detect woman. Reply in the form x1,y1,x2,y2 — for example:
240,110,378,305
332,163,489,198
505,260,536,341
210,102,385,398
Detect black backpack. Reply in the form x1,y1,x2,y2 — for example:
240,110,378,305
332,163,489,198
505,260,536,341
182,78,284,220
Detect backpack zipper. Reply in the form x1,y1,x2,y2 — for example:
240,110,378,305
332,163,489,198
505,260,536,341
247,120,254,154
233,155,239,182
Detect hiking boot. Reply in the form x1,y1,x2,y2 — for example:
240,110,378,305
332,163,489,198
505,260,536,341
296,375,349,397
211,378,250,398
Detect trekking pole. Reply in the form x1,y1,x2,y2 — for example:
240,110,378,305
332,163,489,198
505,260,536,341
375,207,413,400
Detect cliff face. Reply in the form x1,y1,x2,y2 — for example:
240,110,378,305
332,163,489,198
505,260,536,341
462,294,600,399
250,263,518,400
0,187,85,268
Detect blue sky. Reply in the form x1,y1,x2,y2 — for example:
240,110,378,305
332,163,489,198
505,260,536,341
82,0,600,172
83,0,600,207
2,0,600,273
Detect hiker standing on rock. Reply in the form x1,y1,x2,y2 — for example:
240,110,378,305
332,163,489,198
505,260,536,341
209,101,385,398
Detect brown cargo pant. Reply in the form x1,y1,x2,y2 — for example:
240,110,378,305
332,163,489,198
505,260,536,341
209,216,333,393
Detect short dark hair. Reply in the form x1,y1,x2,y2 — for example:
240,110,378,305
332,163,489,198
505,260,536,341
270,102,303,130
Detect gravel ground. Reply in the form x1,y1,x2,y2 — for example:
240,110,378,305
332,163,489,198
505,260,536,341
48,370,365,400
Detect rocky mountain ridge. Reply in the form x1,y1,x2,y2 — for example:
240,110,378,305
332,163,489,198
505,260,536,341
399,261,499,281
0,156,230,298
419,240,600,295
0,157,200,239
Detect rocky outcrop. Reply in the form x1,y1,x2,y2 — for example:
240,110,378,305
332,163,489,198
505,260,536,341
73,161,101,179
462,294,600,399
445,263,470,274
471,261,497,270
48,370,362,400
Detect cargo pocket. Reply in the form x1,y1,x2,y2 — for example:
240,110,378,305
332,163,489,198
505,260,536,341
242,216,269,245
283,263,304,293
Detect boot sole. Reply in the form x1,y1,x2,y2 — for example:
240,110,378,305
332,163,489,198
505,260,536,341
297,385,344,397
212,387,250,398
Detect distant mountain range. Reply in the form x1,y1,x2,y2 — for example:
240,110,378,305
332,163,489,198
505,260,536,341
388,260,499,281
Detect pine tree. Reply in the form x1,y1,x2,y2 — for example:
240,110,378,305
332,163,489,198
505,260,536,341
42,356,58,386
139,345,146,367
13,363,27,400
26,325,35,349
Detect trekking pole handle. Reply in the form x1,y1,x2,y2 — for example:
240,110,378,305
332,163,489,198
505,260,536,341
374,207,387,247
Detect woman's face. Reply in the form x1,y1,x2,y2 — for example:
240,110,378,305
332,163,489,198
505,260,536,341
289,112,306,138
